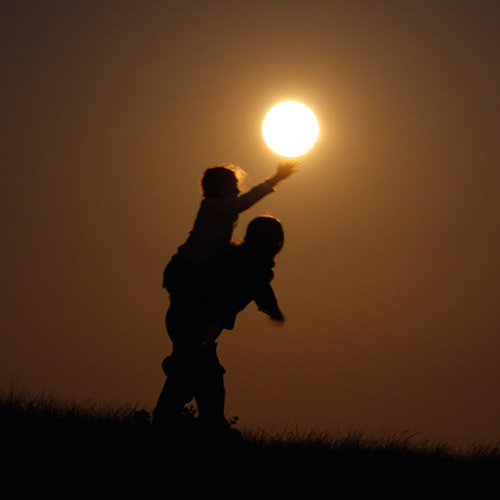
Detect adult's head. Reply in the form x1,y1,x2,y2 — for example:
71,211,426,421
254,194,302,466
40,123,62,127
244,216,284,258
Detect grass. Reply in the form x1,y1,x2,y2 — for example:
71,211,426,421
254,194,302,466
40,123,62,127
1,389,498,499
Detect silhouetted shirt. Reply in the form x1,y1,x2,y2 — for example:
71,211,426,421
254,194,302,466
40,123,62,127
177,181,274,264
220,244,283,329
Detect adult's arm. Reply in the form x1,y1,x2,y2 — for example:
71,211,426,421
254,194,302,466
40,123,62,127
254,283,284,322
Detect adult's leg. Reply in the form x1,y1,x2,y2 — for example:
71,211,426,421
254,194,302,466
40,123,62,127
152,352,195,427
153,305,200,427
157,295,227,428
194,342,227,429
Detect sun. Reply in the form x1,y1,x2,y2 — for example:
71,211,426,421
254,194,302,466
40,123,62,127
262,101,319,157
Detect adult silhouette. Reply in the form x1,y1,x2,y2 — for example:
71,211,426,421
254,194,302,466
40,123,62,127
154,216,285,433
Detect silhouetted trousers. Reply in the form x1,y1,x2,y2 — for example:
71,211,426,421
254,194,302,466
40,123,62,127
155,265,227,427
154,342,226,427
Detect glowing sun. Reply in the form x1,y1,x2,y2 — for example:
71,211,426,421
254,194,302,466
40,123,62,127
262,101,319,157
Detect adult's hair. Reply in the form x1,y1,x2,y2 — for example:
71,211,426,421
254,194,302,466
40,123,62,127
244,216,284,256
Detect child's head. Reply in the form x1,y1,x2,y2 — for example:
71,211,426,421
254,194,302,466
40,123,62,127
201,163,245,199
244,216,284,257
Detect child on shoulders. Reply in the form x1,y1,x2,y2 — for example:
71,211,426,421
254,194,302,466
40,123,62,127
163,161,297,298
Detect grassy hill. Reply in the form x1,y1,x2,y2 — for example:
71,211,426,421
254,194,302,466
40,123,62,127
1,390,498,499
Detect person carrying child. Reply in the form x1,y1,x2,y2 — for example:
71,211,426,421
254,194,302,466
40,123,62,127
154,216,287,433
162,161,297,345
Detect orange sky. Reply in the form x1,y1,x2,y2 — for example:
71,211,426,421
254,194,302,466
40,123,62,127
1,1,499,446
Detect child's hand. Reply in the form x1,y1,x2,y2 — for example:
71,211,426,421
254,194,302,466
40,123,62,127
276,160,298,181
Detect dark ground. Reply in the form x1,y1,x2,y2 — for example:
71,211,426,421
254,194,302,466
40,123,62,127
1,394,498,499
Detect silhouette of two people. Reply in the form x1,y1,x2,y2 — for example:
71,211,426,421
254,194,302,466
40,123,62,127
154,162,297,434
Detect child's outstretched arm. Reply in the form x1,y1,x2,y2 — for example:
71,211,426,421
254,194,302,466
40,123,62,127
267,160,299,188
229,161,299,214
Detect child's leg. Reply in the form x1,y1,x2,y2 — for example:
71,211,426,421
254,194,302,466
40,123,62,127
201,322,224,343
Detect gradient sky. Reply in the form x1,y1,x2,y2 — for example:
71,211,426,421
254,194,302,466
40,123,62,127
1,0,499,446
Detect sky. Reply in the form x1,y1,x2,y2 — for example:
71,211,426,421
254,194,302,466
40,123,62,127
1,0,499,446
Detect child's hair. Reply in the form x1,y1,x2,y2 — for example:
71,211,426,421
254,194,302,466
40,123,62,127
244,216,284,256
201,163,245,199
